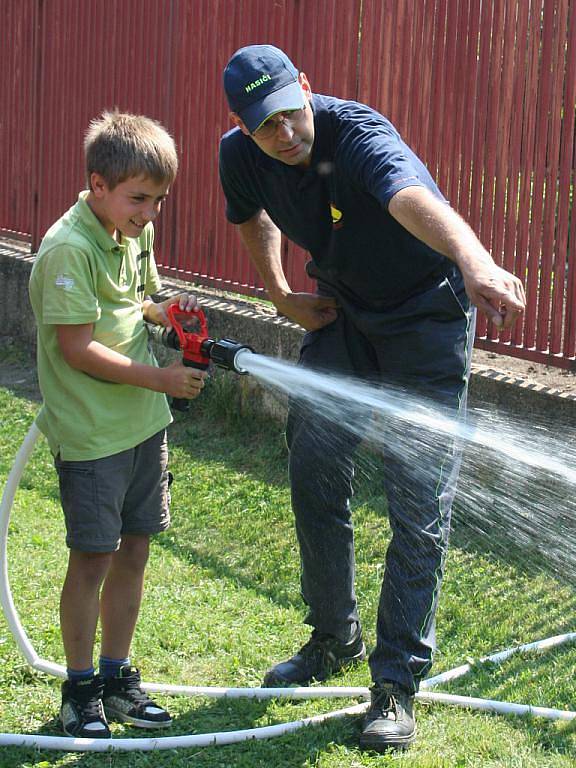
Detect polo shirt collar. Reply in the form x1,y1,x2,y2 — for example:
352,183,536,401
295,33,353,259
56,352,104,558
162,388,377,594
76,191,126,253
308,95,333,168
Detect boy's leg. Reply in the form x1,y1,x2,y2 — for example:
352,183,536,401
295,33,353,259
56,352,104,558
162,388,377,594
60,550,113,670
100,534,150,659
55,453,125,739
100,430,173,728
59,550,113,739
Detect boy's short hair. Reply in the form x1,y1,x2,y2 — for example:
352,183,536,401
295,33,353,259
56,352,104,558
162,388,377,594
84,110,178,190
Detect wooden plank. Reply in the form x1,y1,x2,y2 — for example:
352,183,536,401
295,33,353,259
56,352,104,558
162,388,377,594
542,0,569,353
558,2,576,359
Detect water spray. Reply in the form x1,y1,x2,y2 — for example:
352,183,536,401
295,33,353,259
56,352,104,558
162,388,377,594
1,350,575,752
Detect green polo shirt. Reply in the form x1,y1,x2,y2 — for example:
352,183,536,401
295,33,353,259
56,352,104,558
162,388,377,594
29,192,172,460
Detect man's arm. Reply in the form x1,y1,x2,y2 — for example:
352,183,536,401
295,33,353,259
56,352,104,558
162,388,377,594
237,209,338,330
388,186,526,328
56,324,205,400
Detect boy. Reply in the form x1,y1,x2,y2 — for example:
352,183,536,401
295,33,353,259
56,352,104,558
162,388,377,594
29,111,205,738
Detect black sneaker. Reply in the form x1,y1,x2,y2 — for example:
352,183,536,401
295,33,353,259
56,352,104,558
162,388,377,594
60,675,110,739
262,625,366,687
359,681,416,752
102,665,172,728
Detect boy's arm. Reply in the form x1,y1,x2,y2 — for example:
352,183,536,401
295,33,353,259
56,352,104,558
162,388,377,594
56,323,205,399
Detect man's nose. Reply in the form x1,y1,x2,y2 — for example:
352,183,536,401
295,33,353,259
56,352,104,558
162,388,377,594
276,120,294,140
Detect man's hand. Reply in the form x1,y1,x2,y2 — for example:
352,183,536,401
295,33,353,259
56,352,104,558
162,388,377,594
160,361,206,399
461,258,526,329
235,213,339,331
275,292,339,331
143,292,199,327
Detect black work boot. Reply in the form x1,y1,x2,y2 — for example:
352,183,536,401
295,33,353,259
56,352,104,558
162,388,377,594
263,624,366,686
359,681,416,752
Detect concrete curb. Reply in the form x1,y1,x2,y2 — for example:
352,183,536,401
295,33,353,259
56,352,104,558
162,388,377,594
1,241,574,427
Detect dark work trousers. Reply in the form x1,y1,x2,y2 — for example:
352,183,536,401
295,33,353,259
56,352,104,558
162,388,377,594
286,268,476,694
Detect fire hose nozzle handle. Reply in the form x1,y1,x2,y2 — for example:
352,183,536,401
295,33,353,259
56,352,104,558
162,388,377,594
164,304,211,412
171,357,209,413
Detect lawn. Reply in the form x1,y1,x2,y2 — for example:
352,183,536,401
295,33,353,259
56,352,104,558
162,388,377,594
0,357,575,767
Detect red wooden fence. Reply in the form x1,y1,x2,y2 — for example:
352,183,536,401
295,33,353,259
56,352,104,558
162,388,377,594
1,0,575,369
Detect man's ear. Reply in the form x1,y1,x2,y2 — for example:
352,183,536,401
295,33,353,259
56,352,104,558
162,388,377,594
299,72,312,100
230,112,251,136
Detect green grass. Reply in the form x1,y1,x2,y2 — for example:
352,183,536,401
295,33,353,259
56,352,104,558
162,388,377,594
0,359,575,767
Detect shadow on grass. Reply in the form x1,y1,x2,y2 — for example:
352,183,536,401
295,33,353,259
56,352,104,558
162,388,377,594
155,383,304,611
5,350,574,601
168,389,576,610
0,697,361,768
451,480,576,594
155,527,303,612
443,644,576,759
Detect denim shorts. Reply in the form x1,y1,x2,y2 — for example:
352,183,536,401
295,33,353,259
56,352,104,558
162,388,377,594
54,430,171,552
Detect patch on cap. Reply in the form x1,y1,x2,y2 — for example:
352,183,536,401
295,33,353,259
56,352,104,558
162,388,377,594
224,44,305,133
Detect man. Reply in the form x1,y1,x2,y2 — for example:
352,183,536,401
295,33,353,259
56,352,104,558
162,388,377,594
219,44,525,752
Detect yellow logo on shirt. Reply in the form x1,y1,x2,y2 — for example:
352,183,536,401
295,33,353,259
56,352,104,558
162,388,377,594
330,203,343,229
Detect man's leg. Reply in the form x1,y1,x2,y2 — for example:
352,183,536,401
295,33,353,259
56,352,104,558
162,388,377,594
289,406,361,635
359,400,464,752
263,314,375,685
360,271,475,751
370,429,462,687
368,273,475,692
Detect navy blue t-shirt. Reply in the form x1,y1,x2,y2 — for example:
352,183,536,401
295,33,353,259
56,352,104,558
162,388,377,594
219,94,451,309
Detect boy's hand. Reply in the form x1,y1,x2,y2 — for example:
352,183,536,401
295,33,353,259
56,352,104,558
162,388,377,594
161,360,206,399
144,293,199,327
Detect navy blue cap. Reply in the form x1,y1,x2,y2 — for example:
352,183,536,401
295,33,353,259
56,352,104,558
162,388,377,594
224,45,305,133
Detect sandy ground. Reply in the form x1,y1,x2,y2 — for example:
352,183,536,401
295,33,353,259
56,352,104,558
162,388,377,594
0,353,41,400
472,347,576,395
